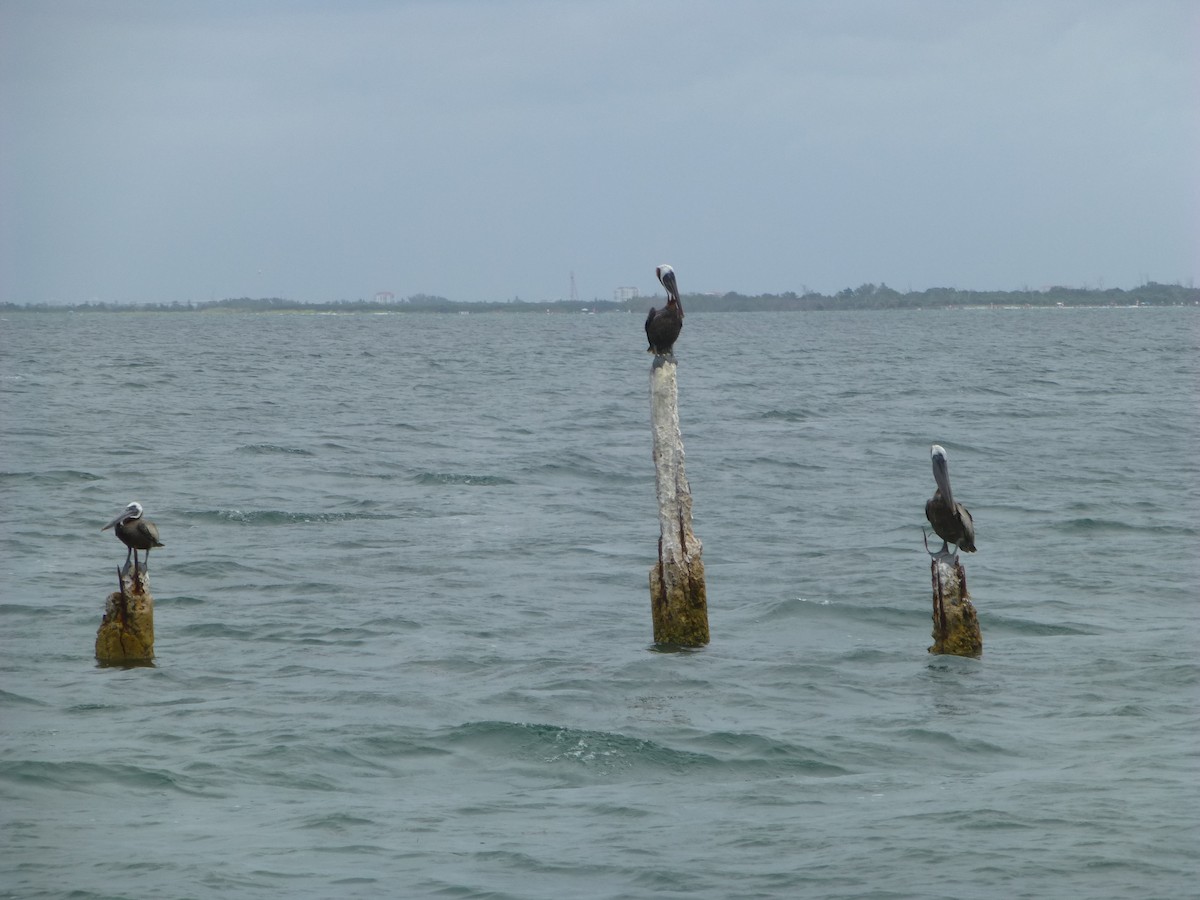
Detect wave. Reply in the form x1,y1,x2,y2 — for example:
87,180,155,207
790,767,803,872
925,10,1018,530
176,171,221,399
159,593,206,606
983,614,1098,636
890,727,1010,756
187,508,397,525
439,721,850,778
758,408,819,422
178,622,262,640
296,812,379,833
169,559,265,577
0,469,103,483
1062,516,1141,533
414,473,515,486
0,602,49,618
0,689,49,708
256,626,372,647
236,443,316,456
1059,516,1196,538
0,759,214,797
759,595,916,629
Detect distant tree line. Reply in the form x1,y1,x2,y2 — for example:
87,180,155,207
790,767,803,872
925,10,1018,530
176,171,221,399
667,281,1199,312
4,281,1197,314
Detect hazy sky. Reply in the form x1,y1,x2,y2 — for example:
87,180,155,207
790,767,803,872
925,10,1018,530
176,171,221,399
2,1,1197,304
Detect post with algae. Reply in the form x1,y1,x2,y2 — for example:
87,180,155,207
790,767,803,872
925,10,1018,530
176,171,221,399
95,569,155,664
648,356,709,647
928,556,981,658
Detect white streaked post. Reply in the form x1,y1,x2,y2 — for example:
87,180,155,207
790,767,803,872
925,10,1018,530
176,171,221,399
648,356,709,647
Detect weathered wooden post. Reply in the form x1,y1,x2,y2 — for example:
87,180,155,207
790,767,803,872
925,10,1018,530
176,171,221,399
928,556,981,658
648,355,709,647
96,568,155,664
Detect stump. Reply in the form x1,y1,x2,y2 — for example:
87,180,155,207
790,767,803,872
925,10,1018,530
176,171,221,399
928,556,981,658
648,356,709,647
96,568,155,664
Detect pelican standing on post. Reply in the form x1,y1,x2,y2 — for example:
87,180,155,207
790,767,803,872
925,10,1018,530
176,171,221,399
102,501,164,578
646,264,684,356
924,445,975,558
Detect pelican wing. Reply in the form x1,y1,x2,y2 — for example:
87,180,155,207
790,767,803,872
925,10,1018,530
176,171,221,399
955,503,975,552
135,519,164,547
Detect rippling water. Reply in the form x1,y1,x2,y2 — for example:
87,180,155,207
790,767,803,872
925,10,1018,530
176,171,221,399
2,307,1197,899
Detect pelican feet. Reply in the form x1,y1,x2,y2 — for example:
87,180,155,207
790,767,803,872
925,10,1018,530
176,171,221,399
119,557,149,590
922,529,957,562
119,558,146,576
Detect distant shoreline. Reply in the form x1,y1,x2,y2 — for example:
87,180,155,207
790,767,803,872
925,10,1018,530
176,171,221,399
4,282,1197,314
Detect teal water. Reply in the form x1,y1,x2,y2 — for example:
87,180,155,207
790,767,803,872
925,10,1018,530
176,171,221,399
1,308,1197,898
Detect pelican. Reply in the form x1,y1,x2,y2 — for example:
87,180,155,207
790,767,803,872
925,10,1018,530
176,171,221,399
645,264,684,356
924,445,975,558
102,501,164,577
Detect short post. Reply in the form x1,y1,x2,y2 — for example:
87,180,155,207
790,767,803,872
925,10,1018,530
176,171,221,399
928,556,981,658
648,356,709,647
96,568,155,664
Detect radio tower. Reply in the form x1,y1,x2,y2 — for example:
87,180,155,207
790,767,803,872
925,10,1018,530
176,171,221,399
569,271,579,305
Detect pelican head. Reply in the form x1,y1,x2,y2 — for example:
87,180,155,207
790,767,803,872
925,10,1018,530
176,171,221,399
656,264,679,304
930,445,954,507
102,501,144,531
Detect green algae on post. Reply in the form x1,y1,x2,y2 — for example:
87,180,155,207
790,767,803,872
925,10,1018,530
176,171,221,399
96,568,155,665
928,556,982,658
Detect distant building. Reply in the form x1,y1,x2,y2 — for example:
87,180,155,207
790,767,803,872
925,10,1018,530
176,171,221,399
373,291,396,304
614,286,639,302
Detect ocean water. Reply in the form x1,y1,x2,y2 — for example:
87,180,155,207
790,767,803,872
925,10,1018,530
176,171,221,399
1,307,1197,899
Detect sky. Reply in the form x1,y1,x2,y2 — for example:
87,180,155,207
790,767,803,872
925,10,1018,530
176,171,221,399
1,0,1197,305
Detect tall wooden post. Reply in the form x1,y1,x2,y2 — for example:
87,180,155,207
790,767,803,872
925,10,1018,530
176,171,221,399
648,356,709,647
928,556,981,658
96,568,155,664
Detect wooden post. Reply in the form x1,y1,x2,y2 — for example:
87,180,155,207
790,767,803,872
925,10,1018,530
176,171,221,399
928,556,981,658
96,567,155,664
648,356,709,647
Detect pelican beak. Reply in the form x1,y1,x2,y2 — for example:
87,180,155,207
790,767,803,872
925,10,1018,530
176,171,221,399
932,454,954,508
101,513,123,531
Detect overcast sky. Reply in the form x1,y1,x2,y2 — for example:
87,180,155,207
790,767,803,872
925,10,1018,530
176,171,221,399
2,1,1196,304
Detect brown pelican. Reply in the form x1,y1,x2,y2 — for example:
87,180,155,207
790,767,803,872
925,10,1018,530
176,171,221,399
645,264,684,356
102,501,164,577
924,445,975,558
